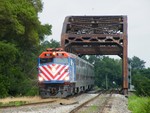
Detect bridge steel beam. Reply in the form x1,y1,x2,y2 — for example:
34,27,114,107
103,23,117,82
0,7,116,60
61,16,128,95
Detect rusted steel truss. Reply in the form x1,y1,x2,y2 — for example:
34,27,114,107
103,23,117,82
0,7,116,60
61,16,128,95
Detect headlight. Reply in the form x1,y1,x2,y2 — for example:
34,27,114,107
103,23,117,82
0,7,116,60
38,76,44,82
52,67,56,73
64,76,69,81
52,52,56,56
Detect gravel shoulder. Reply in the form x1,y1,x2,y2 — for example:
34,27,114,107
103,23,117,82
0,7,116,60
0,94,131,113
0,94,98,113
102,94,131,113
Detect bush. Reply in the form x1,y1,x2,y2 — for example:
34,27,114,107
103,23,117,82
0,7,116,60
133,74,150,96
0,42,19,98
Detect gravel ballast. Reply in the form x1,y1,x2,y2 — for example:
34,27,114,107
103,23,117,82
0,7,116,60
103,94,131,113
0,94,131,113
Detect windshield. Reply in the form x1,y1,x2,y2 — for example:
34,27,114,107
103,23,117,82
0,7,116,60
40,58,53,64
53,58,68,64
40,58,68,64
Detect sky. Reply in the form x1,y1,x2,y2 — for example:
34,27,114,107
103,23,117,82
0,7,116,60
39,0,150,68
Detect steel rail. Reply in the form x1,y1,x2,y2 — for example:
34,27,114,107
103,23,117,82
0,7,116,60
69,90,108,113
0,100,56,109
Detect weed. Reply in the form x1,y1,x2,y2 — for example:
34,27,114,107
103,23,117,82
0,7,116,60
128,95,150,113
0,101,27,107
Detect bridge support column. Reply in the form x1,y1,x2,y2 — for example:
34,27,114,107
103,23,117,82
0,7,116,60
123,35,128,95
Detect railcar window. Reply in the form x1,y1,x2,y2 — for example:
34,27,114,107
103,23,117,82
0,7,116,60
80,62,85,67
40,58,53,64
54,58,68,64
76,59,79,65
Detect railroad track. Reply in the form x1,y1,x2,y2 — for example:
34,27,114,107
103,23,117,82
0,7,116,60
0,92,89,109
70,90,115,113
0,89,119,113
0,89,98,108
0,99,57,109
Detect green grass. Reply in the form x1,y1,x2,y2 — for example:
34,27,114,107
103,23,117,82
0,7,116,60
0,101,27,107
128,95,150,113
88,105,98,112
80,105,98,113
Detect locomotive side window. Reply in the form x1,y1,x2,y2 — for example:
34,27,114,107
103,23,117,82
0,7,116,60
40,58,53,64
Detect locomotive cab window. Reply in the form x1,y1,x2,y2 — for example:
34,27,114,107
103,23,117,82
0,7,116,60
40,58,68,64
53,58,68,64
40,58,53,64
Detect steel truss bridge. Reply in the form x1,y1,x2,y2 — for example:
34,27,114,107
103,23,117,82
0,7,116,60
61,16,128,95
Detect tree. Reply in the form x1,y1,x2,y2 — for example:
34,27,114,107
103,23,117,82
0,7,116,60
38,39,60,54
0,42,19,97
85,56,122,89
133,73,150,96
130,56,150,96
132,68,150,96
0,0,52,50
130,56,145,70
0,0,52,97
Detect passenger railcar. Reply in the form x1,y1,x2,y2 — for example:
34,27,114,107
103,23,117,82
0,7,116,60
38,48,94,98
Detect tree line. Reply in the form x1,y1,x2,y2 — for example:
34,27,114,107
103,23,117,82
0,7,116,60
129,56,150,96
83,55,150,96
0,0,53,98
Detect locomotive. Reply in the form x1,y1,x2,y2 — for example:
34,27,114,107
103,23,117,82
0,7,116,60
38,48,94,98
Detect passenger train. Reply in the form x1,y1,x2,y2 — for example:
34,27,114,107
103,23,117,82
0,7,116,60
38,48,94,98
